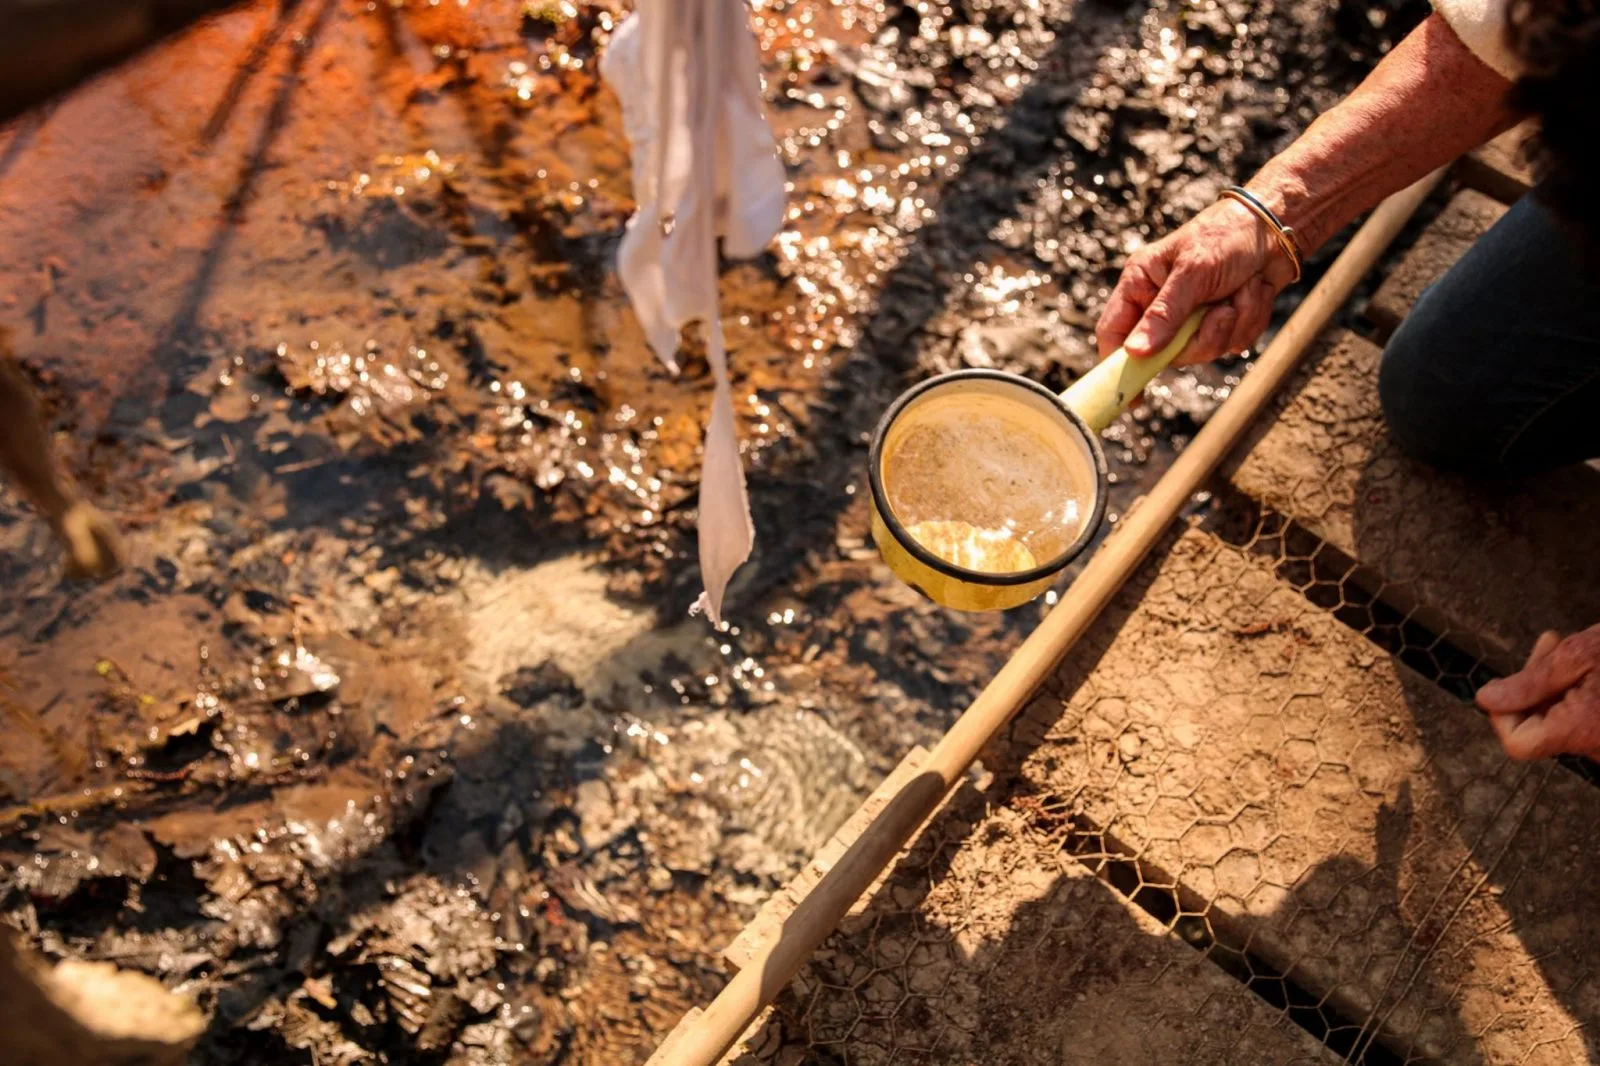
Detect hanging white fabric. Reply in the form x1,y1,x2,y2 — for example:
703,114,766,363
601,0,786,625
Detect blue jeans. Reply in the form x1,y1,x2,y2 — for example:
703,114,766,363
1378,194,1600,477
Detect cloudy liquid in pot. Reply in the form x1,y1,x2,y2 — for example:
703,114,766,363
883,386,1095,575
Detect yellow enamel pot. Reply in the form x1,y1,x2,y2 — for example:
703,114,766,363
867,310,1205,612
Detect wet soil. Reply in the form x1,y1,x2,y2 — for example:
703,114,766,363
0,0,1425,1061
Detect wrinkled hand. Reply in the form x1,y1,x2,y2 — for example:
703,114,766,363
1476,627,1600,762
1096,197,1299,367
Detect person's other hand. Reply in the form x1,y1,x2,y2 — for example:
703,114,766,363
1476,627,1600,761
1095,196,1300,367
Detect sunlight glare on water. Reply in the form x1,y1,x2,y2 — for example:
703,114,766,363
905,518,1039,573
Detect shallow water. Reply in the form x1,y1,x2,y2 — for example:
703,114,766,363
0,0,1420,1060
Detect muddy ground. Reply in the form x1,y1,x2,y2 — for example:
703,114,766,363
0,0,1426,1061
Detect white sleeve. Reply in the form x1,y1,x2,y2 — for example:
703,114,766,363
1432,0,1522,80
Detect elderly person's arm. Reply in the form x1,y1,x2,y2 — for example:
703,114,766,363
1097,12,1521,365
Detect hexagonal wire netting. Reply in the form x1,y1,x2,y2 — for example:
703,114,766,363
717,476,1599,1065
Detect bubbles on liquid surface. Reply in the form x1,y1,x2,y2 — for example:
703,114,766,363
884,388,1092,574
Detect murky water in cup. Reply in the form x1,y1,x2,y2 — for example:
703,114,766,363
882,387,1094,574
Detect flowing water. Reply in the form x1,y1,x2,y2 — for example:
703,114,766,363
0,0,1426,1060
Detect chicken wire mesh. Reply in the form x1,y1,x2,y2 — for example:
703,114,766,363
717,424,1600,1065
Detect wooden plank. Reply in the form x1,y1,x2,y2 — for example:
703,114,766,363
1458,124,1536,205
1364,189,1506,340
0,929,203,1066
1222,328,1600,669
721,745,931,973
746,788,1341,1065
1012,524,1600,1065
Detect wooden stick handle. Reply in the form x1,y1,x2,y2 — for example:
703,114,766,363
658,169,1446,1066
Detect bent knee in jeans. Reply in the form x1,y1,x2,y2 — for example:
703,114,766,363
1378,285,1510,476
1376,193,1600,479
1376,291,1497,473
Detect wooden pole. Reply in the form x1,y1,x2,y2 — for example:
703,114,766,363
0,0,246,125
0,930,204,1066
657,170,1447,1066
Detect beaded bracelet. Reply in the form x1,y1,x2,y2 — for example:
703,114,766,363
1221,185,1304,285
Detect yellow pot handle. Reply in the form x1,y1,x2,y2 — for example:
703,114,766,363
1061,308,1207,434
